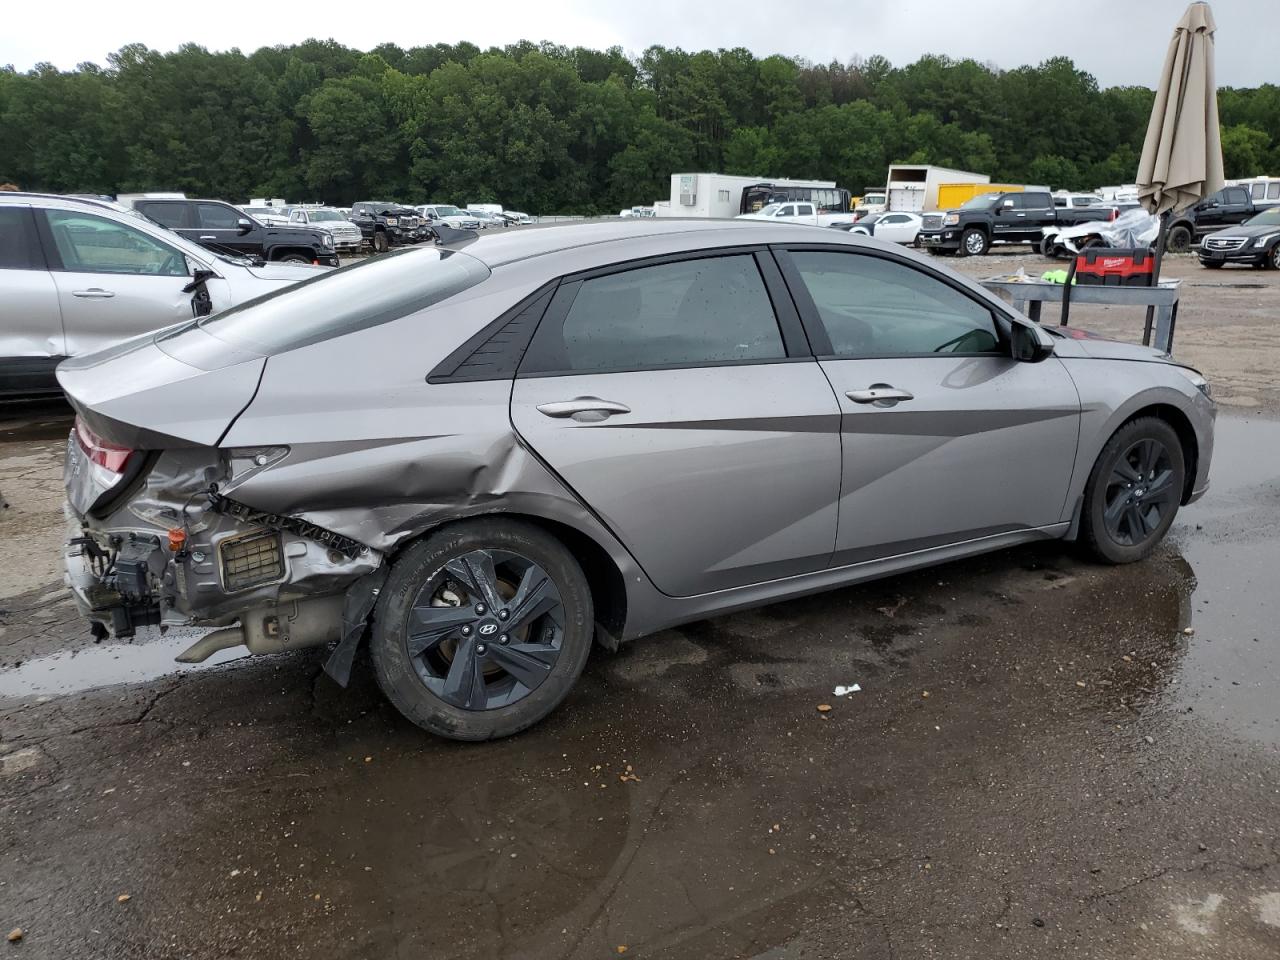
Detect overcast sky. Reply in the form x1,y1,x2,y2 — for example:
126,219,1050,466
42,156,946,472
3,0,1273,88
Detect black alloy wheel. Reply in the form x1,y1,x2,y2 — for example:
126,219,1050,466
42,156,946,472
1079,417,1185,564
406,549,565,711
1270,244,1280,270
370,519,593,740
1100,438,1178,547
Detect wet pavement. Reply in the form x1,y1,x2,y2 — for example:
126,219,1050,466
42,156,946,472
2,408,1280,959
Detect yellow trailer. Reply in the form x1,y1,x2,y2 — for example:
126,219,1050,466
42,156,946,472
936,182,1026,209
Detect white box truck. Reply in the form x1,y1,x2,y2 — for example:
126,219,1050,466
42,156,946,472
883,165,989,213
659,173,848,219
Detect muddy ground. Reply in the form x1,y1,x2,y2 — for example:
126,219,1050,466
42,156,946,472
1,248,1279,959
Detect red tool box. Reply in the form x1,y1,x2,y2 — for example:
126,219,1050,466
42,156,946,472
1072,248,1155,286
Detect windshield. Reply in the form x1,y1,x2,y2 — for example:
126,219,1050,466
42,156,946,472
1245,208,1280,227
961,193,1003,209
858,213,884,224
756,204,783,216
434,205,463,217
862,195,885,205
244,208,276,216
309,210,346,222
190,247,491,355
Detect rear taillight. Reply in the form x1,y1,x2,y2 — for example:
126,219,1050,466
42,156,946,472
1109,208,1118,221
74,416,135,475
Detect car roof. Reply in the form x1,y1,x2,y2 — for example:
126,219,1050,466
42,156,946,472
458,218,867,268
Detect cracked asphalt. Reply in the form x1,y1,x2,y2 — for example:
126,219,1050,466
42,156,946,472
3,381,1280,954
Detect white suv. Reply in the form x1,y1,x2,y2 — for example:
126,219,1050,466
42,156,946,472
0,193,326,396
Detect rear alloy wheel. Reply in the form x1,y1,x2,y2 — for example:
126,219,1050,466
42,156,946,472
959,228,989,257
371,519,593,740
1166,224,1193,253
1079,417,1185,564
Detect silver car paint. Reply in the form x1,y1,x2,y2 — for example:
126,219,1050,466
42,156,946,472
0,194,326,368
57,220,1216,651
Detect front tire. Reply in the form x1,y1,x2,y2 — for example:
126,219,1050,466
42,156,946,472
1269,244,1280,270
277,252,310,264
1200,259,1224,269
1166,224,1193,253
372,230,389,254
1079,417,1185,564
370,519,594,741
959,228,989,257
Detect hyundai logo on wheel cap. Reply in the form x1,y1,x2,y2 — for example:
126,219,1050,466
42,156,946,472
478,622,498,636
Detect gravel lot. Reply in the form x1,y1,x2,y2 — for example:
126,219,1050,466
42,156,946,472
2,245,1279,959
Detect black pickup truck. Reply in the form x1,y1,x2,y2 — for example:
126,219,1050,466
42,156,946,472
917,191,1115,256
1166,185,1272,252
129,197,338,266
350,201,434,253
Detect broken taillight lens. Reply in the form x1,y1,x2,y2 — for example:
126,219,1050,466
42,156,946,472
74,417,135,474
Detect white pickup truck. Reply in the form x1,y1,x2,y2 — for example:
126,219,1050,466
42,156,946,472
735,201,854,228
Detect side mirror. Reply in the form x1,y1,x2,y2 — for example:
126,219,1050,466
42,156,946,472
236,218,252,235
1011,322,1055,363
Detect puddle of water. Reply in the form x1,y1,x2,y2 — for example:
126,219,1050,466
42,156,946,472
0,630,248,699
1167,415,1280,747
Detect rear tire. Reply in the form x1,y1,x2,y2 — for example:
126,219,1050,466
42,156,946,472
370,519,593,741
1079,417,1185,564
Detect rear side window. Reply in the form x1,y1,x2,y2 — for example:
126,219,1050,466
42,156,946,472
1252,184,1265,201
190,247,490,355
137,201,188,229
521,255,786,375
788,251,1001,357
196,202,241,229
0,207,42,270
1269,183,1280,200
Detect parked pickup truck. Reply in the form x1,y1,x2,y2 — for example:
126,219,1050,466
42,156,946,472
127,197,339,266
350,201,433,253
917,190,1115,256
735,201,854,228
1166,185,1276,253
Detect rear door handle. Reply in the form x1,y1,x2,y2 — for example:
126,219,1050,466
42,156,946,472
199,235,217,240
71,288,115,299
536,397,631,422
846,387,914,404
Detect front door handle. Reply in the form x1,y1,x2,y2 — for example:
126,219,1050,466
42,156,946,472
199,235,217,240
72,288,115,299
846,386,914,405
536,397,632,422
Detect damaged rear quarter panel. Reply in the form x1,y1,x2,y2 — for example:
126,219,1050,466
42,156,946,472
217,265,647,582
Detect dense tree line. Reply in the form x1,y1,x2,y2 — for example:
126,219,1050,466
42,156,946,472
1,41,1277,214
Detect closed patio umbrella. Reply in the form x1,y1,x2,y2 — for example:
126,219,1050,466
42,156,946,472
1137,1,1224,270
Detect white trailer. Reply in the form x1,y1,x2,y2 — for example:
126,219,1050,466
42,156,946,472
658,173,843,218
883,165,989,213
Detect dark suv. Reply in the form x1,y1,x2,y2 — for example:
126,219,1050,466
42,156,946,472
350,202,433,253
126,197,337,265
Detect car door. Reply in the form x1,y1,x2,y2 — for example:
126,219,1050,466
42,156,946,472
876,214,913,243
193,201,255,255
991,193,1024,240
510,250,843,596
775,247,1080,565
39,208,198,358
0,204,66,387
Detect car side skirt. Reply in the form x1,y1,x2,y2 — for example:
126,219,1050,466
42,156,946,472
620,523,1068,641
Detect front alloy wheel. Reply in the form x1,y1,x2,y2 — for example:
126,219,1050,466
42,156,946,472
1080,417,1185,564
371,519,593,740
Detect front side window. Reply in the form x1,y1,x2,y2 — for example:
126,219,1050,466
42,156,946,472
0,207,42,270
521,255,786,375
1225,188,1248,205
1268,183,1280,200
290,210,306,223
779,205,796,217
1252,184,1265,200
196,202,242,230
789,251,1001,358
44,210,187,277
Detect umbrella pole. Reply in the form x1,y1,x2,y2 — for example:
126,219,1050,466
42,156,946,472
1143,211,1172,346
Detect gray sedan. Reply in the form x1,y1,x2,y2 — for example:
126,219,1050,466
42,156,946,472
57,220,1215,740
